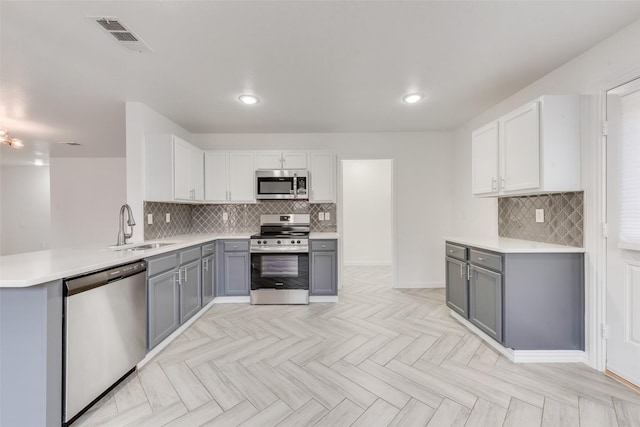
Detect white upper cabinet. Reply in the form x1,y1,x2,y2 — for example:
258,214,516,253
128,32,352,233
256,151,308,170
146,135,204,202
471,122,499,196
309,151,336,203
471,95,581,197
204,151,255,203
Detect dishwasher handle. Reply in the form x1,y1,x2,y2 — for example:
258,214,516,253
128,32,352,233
65,261,146,296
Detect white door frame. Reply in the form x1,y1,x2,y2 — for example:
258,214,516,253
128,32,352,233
337,155,397,288
589,66,640,371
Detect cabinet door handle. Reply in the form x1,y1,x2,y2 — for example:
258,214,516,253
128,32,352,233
174,271,181,286
491,178,497,191
203,258,209,271
467,265,472,280
184,267,188,283
501,177,505,189
460,263,464,278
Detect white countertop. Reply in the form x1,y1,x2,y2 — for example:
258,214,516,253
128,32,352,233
445,237,585,254
309,232,340,239
0,233,251,288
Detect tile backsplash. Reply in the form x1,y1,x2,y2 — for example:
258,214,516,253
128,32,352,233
498,191,584,247
144,200,336,240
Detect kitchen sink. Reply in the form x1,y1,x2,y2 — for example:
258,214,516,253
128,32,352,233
111,242,177,252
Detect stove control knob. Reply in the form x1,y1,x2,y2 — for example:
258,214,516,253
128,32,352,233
291,240,295,244
277,240,281,244
297,240,301,244
258,240,263,244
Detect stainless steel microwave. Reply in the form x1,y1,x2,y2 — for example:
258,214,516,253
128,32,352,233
256,170,308,200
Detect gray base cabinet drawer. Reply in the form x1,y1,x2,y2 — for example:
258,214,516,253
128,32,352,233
180,247,201,265
445,243,467,261
469,249,502,272
311,240,337,251
223,241,249,252
147,252,178,276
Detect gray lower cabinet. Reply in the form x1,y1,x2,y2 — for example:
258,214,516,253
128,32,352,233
147,245,203,350
310,240,338,296
202,244,215,304
469,264,503,343
445,241,584,350
445,256,468,317
147,261,180,350
217,240,250,296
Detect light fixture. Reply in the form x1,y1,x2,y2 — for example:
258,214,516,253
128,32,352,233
238,94,259,105
402,93,425,104
0,129,24,148
33,159,44,166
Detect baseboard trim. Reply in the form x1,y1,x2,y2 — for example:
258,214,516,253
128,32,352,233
138,298,216,368
213,296,251,304
395,281,444,289
344,261,392,266
450,311,588,364
605,369,640,393
309,296,339,303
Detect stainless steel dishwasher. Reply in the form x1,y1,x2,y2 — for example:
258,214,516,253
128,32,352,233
63,261,147,425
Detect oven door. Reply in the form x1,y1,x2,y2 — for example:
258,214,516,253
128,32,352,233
251,252,309,290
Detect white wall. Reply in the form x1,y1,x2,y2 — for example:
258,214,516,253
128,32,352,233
49,158,126,248
0,166,51,255
125,102,193,240
451,19,640,369
194,132,454,288
343,159,392,266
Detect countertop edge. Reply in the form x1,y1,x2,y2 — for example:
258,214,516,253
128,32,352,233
445,237,585,254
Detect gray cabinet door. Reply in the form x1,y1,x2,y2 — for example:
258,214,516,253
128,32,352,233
469,265,503,343
148,269,180,349
445,257,468,317
310,250,337,295
224,252,250,295
180,260,202,323
202,255,215,304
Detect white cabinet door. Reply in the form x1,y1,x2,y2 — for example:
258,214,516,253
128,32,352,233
204,152,229,202
309,152,335,202
471,122,499,196
228,152,255,202
190,148,204,201
282,152,308,169
256,152,283,169
173,138,191,200
500,101,540,193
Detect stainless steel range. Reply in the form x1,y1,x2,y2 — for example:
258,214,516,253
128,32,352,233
250,214,310,305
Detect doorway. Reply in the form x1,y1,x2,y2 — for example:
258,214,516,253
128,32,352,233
605,77,640,388
340,159,394,287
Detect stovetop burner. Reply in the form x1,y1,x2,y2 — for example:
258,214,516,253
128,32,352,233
250,214,310,253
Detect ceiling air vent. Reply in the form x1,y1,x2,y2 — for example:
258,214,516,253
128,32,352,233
92,17,152,53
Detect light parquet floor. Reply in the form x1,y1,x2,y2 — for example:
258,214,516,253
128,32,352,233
76,266,640,426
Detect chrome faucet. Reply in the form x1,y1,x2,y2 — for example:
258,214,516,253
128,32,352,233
116,204,136,246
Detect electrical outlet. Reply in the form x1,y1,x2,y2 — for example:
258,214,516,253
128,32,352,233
325,212,331,221
319,212,325,221
535,209,544,223
165,213,171,223
147,214,153,225
222,212,228,221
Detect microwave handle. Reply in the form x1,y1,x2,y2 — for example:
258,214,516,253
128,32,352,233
292,173,298,197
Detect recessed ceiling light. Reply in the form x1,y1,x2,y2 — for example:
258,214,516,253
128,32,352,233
238,94,259,105
402,93,425,104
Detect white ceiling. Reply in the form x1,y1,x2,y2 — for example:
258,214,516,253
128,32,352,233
3,1,640,165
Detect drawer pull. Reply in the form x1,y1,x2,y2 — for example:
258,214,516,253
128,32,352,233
322,245,326,248
477,257,484,261
448,249,454,253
